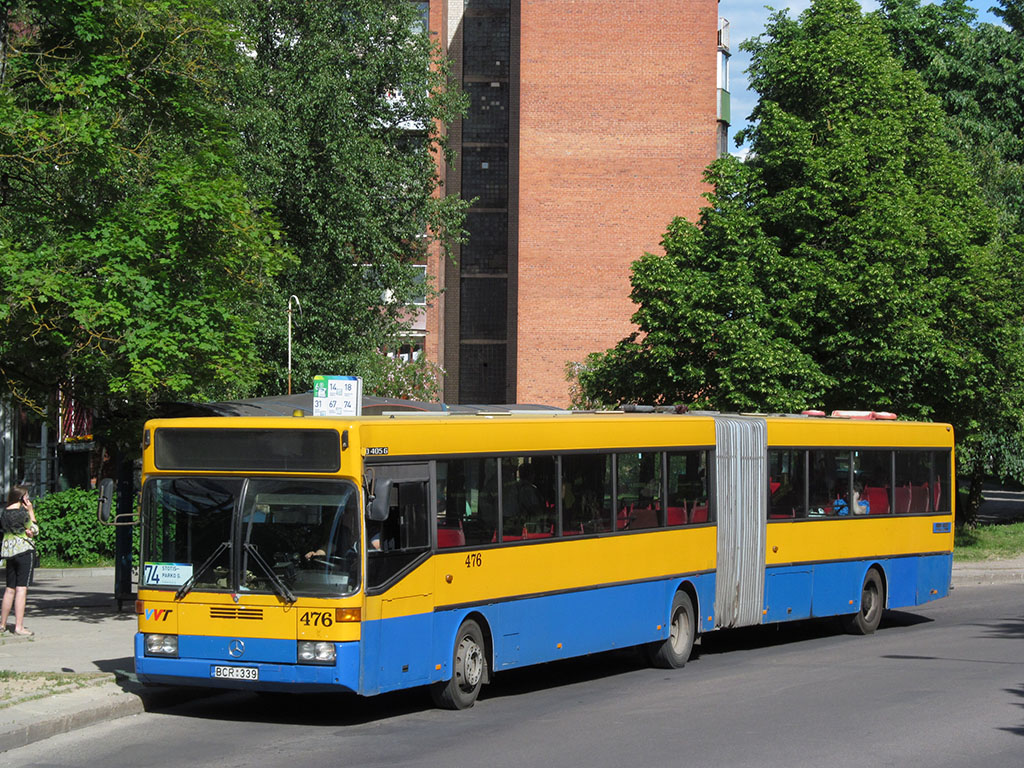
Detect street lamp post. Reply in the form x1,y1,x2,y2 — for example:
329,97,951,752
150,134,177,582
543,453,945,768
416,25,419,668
287,295,302,395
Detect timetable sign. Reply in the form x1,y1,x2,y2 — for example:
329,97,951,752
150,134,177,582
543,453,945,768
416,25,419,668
313,375,362,417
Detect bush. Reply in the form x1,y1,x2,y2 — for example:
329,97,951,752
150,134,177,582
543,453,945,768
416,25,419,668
33,488,117,566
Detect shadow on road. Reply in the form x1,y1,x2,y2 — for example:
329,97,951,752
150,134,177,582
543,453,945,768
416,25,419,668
154,686,436,726
975,616,1024,641
94,657,136,675
29,587,136,626
151,645,656,727
1000,684,1024,738
698,609,931,657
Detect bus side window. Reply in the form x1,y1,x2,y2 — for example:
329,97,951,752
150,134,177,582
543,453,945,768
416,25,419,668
933,450,952,512
561,453,613,535
895,450,933,514
366,474,430,590
502,456,557,540
667,450,708,526
438,457,498,547
616,451,663,530
768,449,805,519
853,449,892,515
808,449,845,517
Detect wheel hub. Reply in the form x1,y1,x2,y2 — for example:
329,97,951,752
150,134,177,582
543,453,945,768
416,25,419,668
457,637,483,688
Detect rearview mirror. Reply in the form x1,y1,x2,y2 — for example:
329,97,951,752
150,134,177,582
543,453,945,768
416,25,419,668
96,478,115,523
368,478,393,522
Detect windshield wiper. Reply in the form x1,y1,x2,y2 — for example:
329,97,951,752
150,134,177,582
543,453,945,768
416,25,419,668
176,541,231,600
242,543,296,604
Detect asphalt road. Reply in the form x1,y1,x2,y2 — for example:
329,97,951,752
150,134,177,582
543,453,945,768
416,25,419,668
9,582,1024,768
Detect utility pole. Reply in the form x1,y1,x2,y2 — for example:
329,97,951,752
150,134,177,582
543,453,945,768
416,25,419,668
287,295,301,395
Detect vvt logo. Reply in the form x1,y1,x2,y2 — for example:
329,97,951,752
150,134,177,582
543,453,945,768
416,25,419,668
145,608,173,621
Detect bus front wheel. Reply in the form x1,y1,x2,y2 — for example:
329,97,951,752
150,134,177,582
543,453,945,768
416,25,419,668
842,568,885,635
647,591,696,669
430,619,486,710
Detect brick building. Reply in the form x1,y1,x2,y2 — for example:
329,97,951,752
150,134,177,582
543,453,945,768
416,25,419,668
416,1,729,406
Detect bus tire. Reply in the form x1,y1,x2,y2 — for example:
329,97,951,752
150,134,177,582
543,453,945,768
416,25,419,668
430,619,486,710
647,591,696,669
842,568,885,635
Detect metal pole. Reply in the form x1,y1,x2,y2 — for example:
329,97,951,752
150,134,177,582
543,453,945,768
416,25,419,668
287,295,301,395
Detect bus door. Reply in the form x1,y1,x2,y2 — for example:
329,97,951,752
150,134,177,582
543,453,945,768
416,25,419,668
365,463,434,692
713,416,767,629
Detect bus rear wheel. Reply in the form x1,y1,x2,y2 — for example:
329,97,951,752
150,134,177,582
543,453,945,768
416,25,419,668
430,619,486,710
842,568,885,635
647,591,696,669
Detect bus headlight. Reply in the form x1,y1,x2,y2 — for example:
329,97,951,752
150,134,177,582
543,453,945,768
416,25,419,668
144,633,179,657
297,641,336,665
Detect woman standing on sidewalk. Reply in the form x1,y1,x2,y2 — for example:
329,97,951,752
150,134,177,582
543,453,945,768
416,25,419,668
1,485,39,636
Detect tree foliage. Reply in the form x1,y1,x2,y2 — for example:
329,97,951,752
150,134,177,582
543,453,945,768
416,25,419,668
228,0,468,398
878,0,1024,236
0,0,291,426
875,0,1024,507
34,487,116,565
575,0,1024,521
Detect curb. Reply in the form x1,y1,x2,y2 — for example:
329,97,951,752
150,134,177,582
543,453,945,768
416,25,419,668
34,567,116,579
951,569,1024,587
1,681,143,752
0,675,215,753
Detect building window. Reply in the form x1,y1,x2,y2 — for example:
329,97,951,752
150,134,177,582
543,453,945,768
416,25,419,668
411,264,427,306
387,335,426,363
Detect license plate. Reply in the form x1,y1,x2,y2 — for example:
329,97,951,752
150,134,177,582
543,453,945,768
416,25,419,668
211,665,259,681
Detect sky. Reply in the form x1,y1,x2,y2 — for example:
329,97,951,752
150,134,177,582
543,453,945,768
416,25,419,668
723,1,1006,155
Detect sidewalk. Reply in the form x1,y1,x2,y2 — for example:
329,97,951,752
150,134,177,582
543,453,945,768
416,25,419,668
0,568,208,752
2,557,1022,753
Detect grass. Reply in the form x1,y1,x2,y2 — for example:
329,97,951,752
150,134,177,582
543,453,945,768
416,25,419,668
0,670,111,709
955,521,1024,561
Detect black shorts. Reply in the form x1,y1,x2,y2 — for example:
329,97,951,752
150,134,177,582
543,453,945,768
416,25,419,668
4,549,34,589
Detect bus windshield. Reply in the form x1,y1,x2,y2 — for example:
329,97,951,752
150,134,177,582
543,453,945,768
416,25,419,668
142,477,361,597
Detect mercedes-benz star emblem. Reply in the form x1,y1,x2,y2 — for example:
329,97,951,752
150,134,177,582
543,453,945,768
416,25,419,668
228,639,245,658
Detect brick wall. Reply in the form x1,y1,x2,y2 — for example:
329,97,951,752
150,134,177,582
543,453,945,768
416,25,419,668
515,0,718,406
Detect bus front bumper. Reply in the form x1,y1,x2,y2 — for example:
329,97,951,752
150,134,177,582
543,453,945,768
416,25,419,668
134,633,361,693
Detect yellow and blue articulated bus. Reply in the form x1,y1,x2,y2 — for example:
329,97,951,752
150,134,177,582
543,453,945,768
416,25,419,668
134,409,954,708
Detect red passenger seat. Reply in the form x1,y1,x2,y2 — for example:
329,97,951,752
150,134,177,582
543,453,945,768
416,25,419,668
864,486,889,515
893,486,911,515
437,526,466,548
617,506,631,530
690,502,708,524
629,508,660,529
666,505,687,526
524,524,554,539
909,483,929,513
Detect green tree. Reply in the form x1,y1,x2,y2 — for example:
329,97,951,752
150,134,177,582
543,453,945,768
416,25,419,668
576,0,1024,521
878,0,1024,235
876,0,1024,509
228,0,468,399
0,1,291,430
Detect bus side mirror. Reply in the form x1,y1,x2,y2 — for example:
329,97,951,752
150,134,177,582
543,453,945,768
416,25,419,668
97,478,115,524
368,479,393,522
